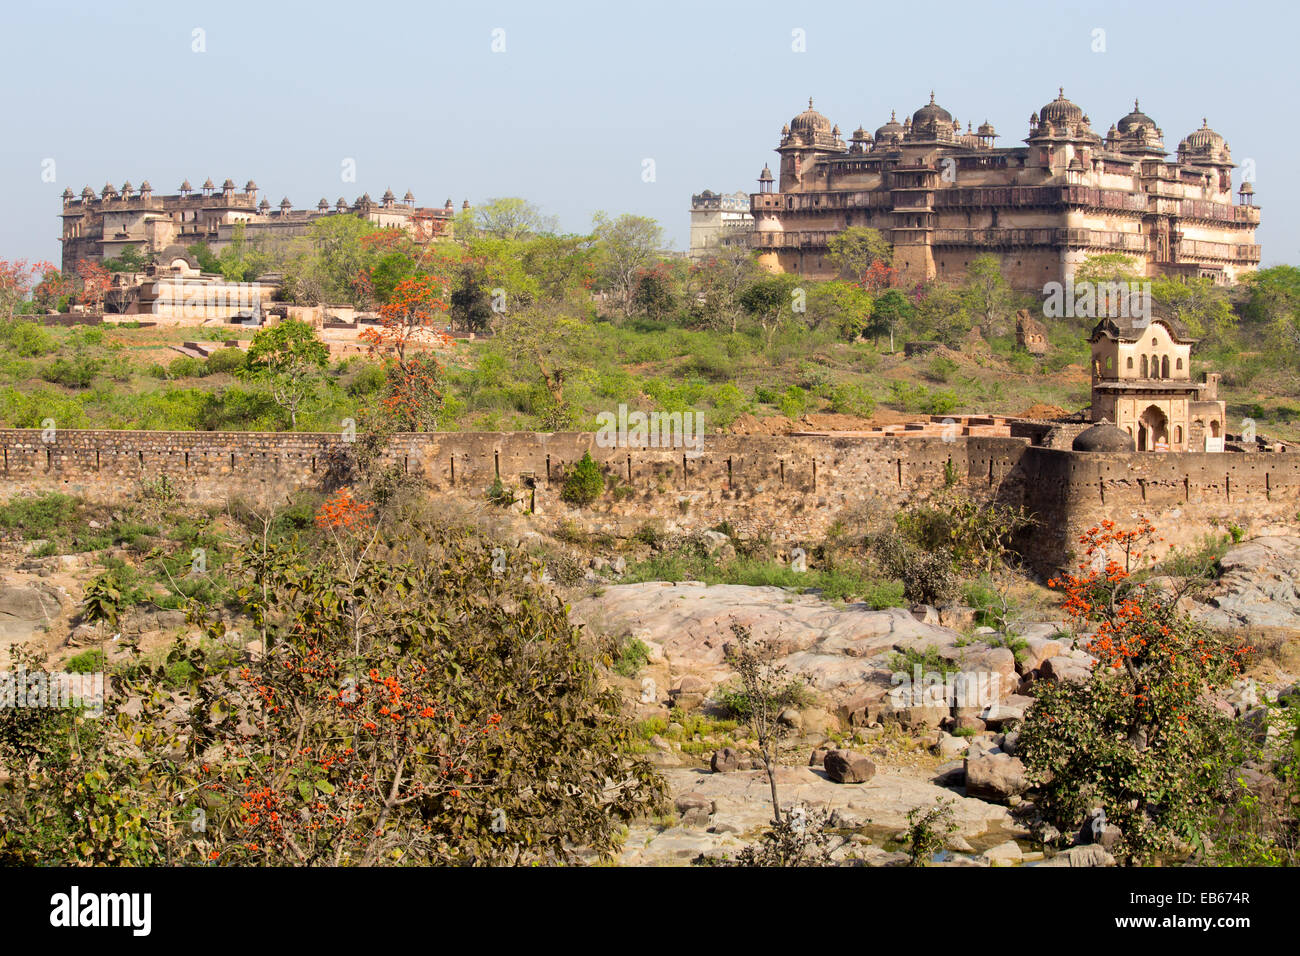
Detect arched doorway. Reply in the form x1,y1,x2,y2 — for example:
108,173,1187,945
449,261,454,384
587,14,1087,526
1139,405,1168,451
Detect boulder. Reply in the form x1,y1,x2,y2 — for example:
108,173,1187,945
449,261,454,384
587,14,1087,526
674,793,714,815
823,749,877,784
964,753,1029,802
981,840,1023,866
710,746,740,773
1040,844,1116,867
980,694,1034,730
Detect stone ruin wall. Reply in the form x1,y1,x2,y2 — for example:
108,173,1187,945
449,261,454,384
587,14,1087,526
0,429,1296,575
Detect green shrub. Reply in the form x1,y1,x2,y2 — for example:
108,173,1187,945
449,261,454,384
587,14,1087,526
561,452,605,506
612,638,651,677
0,493,81,539
204,348,247,375
168,356,204,379
827,383,876,418
66,649,107,674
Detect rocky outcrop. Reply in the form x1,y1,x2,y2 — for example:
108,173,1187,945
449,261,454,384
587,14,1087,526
1192,536,1300,633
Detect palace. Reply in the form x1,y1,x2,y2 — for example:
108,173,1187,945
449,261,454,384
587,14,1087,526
750,91,1261,290
58,178,465,273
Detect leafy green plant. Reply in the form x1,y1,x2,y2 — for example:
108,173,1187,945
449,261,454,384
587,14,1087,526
561,452,605,506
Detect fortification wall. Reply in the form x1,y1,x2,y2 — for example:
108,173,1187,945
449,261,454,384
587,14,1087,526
0,429,1025,546
0,429,1295,574
1020,448,1300,571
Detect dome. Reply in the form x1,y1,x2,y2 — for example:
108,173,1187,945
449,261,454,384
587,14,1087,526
317,198,329,210
61,187,73,199
202,178,215,189
1073,421,1135,453
874,110,904,144
911,91,953,128
1039,88,1084,127
403,190,415,202
790,97,832,137
1116,98,1156,135
381,188,396,202
1185,118,1225,150
244,180,258,192
977,120,996,136
258,198,270,210
140,180,151,192
758,164,774,182
179,180,192,192
222,178,235,189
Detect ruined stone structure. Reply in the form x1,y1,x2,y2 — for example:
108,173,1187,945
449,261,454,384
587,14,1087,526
59,179,465,273
1015,309,1049,354
1088,311,1226,452
1,428,1294,576
750,92,1261,290
688,190,755,259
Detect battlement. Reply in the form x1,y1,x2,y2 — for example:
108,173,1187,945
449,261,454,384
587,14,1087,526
0,429,1295,574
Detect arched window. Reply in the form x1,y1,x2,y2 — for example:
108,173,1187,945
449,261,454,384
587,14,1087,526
1161,355,1170,378
1127,356,1134,370
1176,358,1183,371
1174,425,1183,444
1211,420,1221,437
1140,355,1149,377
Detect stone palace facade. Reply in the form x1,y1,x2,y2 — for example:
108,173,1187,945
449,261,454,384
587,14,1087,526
749,91,1261,290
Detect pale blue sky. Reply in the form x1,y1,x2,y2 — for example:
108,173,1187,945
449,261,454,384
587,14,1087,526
1,0,1293,266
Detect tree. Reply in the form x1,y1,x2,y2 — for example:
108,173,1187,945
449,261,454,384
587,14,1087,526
1019,519,1253,862
827,226,892,281
361,274,454,432
592,212,663,319
495,302,596,428
1151,276,1235,341
870,288,914,352
1241,265,1300,354
739,273,802,350
688,245,761,333
809,280,874,340
242,319,330,429
460,197,558,241
0,259,56,319
630,262,679,321
75,259,111,313
31,266,71,313
913,282,972,347
961,255,1020,336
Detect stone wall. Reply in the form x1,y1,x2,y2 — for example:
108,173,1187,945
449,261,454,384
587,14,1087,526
0,429,1296,574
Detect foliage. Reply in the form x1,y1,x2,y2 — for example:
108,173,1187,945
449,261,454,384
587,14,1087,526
560,452,605,506
904,800,958,866
1019,519,1253,863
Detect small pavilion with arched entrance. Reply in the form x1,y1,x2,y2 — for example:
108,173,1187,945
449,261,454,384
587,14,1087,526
1087,311,1226,452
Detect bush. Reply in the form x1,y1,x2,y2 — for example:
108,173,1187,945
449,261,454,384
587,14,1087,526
204,348,247,375
167,356,204,379
560,452,605,506
1020,520,1252,863
827,383,876,418
0,493,81,539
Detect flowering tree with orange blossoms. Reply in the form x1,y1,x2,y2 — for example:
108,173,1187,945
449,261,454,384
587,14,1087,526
358,274,454,433
1018,518,1254,862
0,258,57,319
75,259,111,313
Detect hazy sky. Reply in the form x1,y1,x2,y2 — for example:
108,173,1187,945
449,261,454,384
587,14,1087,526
1,0,1293,266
